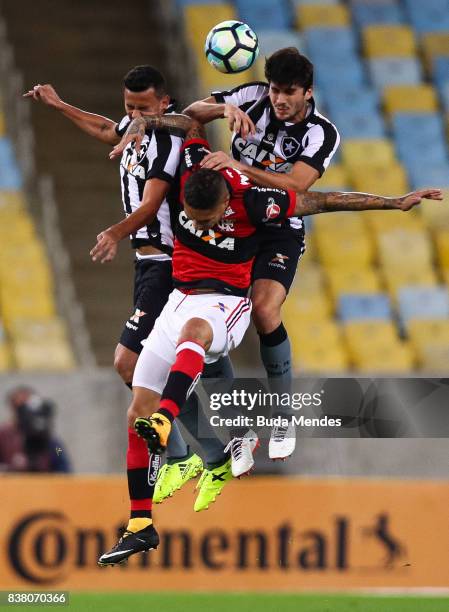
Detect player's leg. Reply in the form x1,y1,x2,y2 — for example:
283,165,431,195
251,228,305,460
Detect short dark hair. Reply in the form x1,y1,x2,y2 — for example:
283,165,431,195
265,48,313,91
123,65,166,95
184,169,227,210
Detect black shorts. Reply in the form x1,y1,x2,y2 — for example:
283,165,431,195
252,225,306,293
119,258,173,355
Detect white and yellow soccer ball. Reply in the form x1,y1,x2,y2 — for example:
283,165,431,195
205,20,259,74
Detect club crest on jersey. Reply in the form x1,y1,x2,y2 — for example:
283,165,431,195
265,198,281,220
122,140,150,178
281,136,301,159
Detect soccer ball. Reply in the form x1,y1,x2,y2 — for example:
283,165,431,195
205,20,259,74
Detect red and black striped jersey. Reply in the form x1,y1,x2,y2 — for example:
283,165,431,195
173,138,297,296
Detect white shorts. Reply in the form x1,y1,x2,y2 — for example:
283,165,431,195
133,289,252,394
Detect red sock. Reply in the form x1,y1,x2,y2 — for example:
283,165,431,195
127,428,153,518
159,341,205,421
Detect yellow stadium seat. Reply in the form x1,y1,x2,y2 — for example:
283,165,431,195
0,112,5,137
383,85,438,114
0,216,36,243
435,230,449,269
326,267,381,303
316,231,375,269
1,293,55,327
13,340,75,371
290,265,325,297
294,319,342,344
377,229,434,271
421,33,449,69
296,4,350,29
312,210,367,235
284,293,332,322
341,139,396,169
0,265,54,295
349,163,409,196
314,164,349,191
363,209,425,232
343,319,398,351
0,191,26,213
382,266,438,299
419,344,449,372
210,119,232,154
252,57,265,82
363,25,416,58
407,320,449,352
196,58,249,94
184,4,236,53
352,343,415,372
292,344,349,373
7,318,68,343
0,342,12,371
420,190,449,229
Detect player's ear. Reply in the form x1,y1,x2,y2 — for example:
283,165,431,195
160,94,170,113
305,87,313,101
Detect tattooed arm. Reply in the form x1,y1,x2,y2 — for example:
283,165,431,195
293,188,443,216
109,114,195,159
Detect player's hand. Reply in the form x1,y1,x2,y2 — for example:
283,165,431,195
223,103,255,138
200,150,239,171
396,188,443,211
109,114,146,160
90,228,120,263
23,84,63,109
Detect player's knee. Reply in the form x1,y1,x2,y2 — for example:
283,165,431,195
178,317,213,351
114,347,137,383
252,300,280,334
127,401,146,429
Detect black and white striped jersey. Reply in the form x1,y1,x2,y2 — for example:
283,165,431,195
212,82,340,231
116,114,183,255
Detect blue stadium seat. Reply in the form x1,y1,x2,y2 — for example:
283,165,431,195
177,0,225,4
0,138,22,189
403,0,449,34
326,86,380,116
368,57,422,89
432,56,449,91
330,110,386,139
294,0,339,4
304,27,357,60
439,82,449,111
392,113,449,167
351,1,405,28
398,286,449,322
235,0,292,31
338,294,392,322
257,30,303,57
314,58,365,90
406,161,449,189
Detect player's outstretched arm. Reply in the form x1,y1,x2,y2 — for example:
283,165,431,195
109,113,194,159
293,189,443,217
90,178,170,263
184,96,255,137
23,83,120,145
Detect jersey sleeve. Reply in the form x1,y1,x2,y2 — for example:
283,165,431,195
243,186,296,226
297,121,340,176
145,132,184,184
211,81,268,110
115,115,131,137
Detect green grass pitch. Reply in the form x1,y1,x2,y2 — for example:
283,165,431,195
10,592,449,611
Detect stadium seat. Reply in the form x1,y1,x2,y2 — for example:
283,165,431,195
235,0,292,32
363,25,416,58
0,139,22,189
341,138,396,169
382,267,439,299
403,0,449,34
398,286,449,322
330,109,385,139
432,56,449,89
420,190,449,228
313,58,365,90
368,57,422,90
257,30,303,57
289,265,325,297
407,319,449,351
363,209,424,232
312,210,367,235
405,161,449,190
326,86,380,117
349,163,409,196
326,267,381,303
338,293,392,321
303,26,357,59
351,1,405,28
184,4,236,53
391,113,449,168
1,292,55,326
421,33,449,69
383,84,439,114
435,229,449,268
316,231,374,269
296,4,350,29
377,229,434,271
349,341,415,373
419,344,449,372
314,164,349,191
13,340,75,371
7,318,68,343
284,293,332,322
291,342,349,373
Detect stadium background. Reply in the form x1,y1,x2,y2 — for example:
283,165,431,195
0,0,449,608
